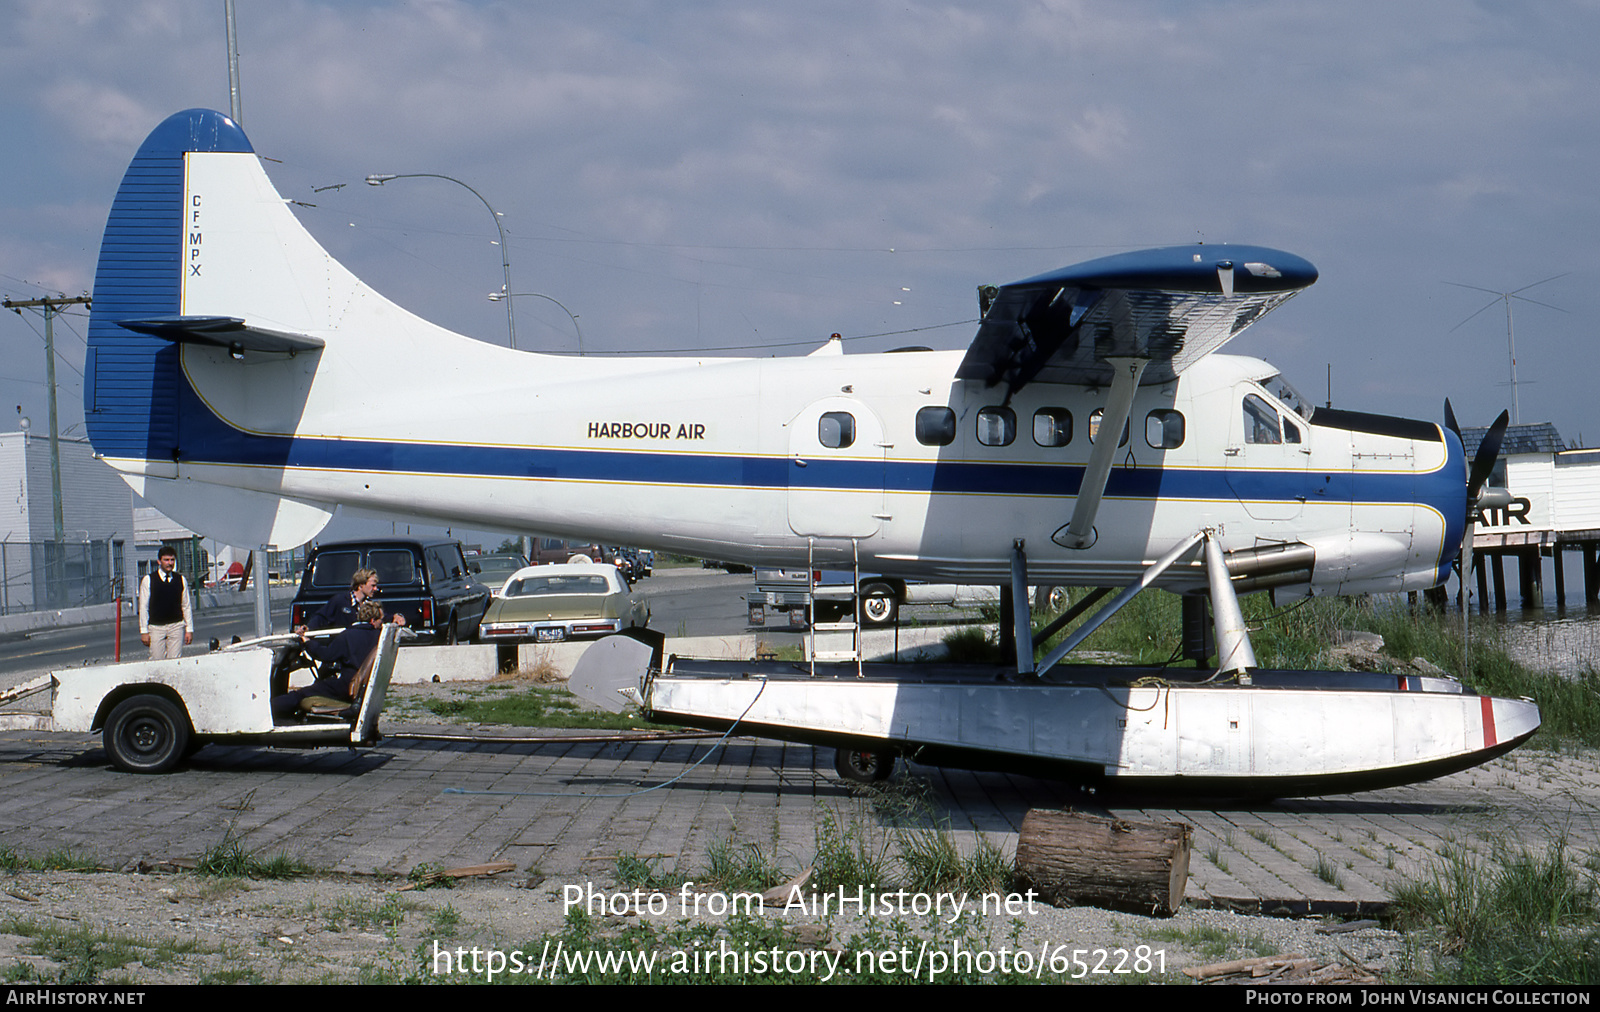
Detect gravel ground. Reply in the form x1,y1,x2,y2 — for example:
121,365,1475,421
0,865,1404,985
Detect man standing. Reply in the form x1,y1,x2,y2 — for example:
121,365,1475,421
138,545,193,660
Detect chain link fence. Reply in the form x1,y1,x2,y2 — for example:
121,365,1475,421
0,539,125,616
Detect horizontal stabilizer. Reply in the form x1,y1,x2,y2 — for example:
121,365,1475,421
118,316,325,354
126,472,336,549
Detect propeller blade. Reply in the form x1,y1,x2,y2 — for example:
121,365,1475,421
1468,410,1510,500
1443,398,1460,440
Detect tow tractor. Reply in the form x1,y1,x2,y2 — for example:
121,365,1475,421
0,626,400,774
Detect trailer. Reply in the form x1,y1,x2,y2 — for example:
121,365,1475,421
570,631,1542,797
0,626,399,773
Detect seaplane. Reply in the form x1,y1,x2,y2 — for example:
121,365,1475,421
79,108,1538,794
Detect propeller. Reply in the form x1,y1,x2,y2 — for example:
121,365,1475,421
1443,400,1510,677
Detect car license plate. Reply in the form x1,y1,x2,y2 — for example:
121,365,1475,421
535,627,567,643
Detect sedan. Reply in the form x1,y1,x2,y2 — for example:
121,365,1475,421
477,563,650,644
470,553,529,597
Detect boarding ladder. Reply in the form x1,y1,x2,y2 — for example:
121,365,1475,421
805,537,863,677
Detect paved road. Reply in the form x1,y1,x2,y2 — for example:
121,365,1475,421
0,603,295,680
1,716,1594,914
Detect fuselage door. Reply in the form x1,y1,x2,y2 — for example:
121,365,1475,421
787,397,886,538
1224,387,1310,521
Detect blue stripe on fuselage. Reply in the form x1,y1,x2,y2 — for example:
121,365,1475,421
169,379,1461,526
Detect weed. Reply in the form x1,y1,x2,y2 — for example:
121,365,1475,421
1388,841,1600,984
0,919,160,985
705,836,784,892
897,827,965,893
429,904,463,936
942,627,1003,664
194,835,250,877
323,895,413,933
614,853,682,891
1247,828,1278,850
407,862,454,890
811,806,893,891
198,966,266,985
423,684,682,730
0,847,102,874
194,831,314,880
1206,843,1229,874
1149,923,1234,959
1314,853,1344,890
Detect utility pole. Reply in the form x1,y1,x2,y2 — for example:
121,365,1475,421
223,0,272,637
4,295,91,605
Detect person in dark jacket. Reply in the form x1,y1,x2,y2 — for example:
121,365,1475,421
272,601,384,720
302,568,378,632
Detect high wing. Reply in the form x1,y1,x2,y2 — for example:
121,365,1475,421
958,244,1318,398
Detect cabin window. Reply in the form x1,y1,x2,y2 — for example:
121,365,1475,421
1033,408,1072,447
1243,394,1282,444
1087,408,1129,446
818,411,855,449
976,406,1016,446
1283,417,1303,445
1146,409,1185,449
915,406,956,446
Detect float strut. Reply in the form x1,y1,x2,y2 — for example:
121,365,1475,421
1204,531,1257,683
1011,539,1033,676
1035,531,1206,678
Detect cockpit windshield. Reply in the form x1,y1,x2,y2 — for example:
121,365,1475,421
1262,374,1314,422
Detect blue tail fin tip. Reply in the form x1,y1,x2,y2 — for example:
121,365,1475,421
138,108,254,158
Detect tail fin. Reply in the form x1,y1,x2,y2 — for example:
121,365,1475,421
85,108,360,548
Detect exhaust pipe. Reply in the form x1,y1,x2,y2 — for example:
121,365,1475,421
1225,542,1315,591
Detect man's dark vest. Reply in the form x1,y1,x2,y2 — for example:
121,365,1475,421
148,572,185,626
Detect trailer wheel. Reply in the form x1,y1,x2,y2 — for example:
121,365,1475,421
444,614,459,646
103,695,190,774
834,747,895,784
859,583,898,627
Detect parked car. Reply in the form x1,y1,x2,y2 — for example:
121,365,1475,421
603,547,649,584
477,563,650,644
530,537,603,565
747,569,1001,628
290,539,490,645
468,553,528,597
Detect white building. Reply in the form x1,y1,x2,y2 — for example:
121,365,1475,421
0,430,136,613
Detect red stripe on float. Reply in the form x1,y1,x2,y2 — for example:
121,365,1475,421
1480,696,1498,748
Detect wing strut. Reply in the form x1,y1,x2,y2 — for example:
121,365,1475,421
1054,356,1149,550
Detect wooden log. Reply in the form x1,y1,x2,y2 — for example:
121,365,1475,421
1014,808,1191,917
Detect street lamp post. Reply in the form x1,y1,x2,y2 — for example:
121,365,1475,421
488,292,584,356
365,173,516,350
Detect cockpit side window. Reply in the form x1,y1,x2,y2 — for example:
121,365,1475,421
1243,394,1282,444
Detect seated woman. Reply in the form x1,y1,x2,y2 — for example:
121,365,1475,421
271,601,384,721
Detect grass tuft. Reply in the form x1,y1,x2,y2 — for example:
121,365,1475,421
1388,841,1600,984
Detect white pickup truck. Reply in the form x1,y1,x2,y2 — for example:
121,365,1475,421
746,569,1001,628
0,626,399,773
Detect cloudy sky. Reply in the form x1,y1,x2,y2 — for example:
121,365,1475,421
2,0,1596,531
